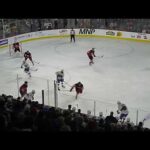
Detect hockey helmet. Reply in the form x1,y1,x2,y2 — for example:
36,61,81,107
25,81,28,84
117,101,121,104
127,118,130,122
72,107,76,112
99,112,103,116
87,110,91,115
61,69,64,73
92,48,95,51
32,90,35,94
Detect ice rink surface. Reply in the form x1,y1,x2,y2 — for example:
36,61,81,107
1,37,150,127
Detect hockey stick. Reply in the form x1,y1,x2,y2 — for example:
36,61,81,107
33,60,40,64
64,81,72,87
96,55,104,58
59,89,70,92
30,68,38,71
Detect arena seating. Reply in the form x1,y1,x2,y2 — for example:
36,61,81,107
0,94,149,132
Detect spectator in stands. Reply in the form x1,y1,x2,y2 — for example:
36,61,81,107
105,19,108,28
47,23,52,30
21,116,33,131
98,112,105,128
87,110,93,119
75,19,78,27
1,92,150,132
71,113,84,131
86,117,98,132
72,107,76,113
54,19,58,29
63,19,67,28
55,116,66,131
105,111,118,125
68,105,72,111
137,121,144,131
0,114,7,131
124,117,134,127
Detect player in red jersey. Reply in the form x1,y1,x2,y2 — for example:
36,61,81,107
19,81,28,98
13,42,21,53
70,82,84,99
87,48,96,65
24,51,34,65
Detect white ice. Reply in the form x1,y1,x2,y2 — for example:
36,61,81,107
0,37,150,128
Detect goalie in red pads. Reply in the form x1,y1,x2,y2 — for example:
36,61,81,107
87,48,96,65
13,42,21,53
70,82,84,99
24,51,34,65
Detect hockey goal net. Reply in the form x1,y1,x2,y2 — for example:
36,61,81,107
9,42,23,56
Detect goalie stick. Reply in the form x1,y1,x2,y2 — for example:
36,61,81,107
30,68,38,71
33,60,40,64
58,89,70,92
96,55,104,58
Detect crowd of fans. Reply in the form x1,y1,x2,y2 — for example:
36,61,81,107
104,19,150,33
0,19,150,39
0,93,150,132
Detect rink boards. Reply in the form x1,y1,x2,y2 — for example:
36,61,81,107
0,29,150,50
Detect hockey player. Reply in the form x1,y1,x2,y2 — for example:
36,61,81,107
55,69,65,90
19,81,28,98
87,48,96,65
117,101,129,122
24,90,35,101
70,28,75,42
21,60,31,78
70,82,84,99
24,51,34,65
13,42,21,53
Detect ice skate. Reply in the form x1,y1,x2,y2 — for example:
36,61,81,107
62,84,65,88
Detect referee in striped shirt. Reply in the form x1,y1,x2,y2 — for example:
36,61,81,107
70,28,75,42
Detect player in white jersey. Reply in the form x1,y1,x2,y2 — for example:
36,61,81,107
55,69,65,90
24,90,35,101
117,101,129,121
21,60,31,78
